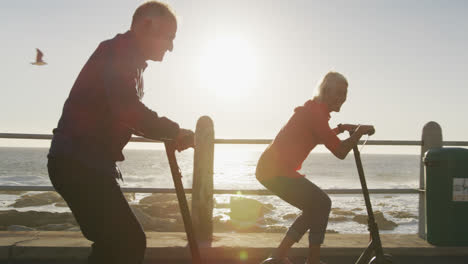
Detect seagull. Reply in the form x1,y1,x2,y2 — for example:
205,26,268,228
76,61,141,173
31,48,47,65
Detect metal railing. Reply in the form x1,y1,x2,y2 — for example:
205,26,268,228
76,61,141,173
0,132,443,196
1,121,467,240
1,132,467,198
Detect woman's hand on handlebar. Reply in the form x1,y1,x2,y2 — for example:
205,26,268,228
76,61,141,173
355,125,375,136
339,124,359,133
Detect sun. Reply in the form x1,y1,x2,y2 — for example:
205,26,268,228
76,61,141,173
198,36,258,101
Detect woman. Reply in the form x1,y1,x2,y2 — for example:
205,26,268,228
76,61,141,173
257,72,374,264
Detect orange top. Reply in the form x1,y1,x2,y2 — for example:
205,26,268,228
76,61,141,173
256,99,340,180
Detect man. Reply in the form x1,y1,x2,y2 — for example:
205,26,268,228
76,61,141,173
256,72,374,264
47,2,193,263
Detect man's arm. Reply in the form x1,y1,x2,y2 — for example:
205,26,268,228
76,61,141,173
103,52,180,140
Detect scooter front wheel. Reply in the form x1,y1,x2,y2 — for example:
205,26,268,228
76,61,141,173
369,254,393,264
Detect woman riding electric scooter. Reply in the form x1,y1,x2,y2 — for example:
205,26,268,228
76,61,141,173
256,71,374,264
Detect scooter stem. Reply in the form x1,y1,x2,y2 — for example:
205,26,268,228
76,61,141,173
352,145,385,262
164,141,203,264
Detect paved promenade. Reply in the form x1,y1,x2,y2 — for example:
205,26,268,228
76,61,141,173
1,232,467,264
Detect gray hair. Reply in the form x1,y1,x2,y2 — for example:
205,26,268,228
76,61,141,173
313,71,348,100
131,1,176,29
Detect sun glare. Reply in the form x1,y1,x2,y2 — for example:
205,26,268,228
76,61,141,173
198,36,258,101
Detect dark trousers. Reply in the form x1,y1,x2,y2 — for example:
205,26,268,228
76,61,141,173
47,157,146,264
259,176,331,245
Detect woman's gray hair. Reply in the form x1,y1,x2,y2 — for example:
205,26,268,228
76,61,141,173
313,71,348,100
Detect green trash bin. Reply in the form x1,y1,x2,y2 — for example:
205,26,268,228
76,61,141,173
424,147,468,246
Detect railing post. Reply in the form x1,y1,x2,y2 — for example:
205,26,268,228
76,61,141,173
192,116,214,245
419,121,442,239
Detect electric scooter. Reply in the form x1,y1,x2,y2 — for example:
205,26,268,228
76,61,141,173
261,128,394,264
165,141,203,264
351,132,393,264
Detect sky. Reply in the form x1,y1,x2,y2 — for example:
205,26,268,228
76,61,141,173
0,0,467,152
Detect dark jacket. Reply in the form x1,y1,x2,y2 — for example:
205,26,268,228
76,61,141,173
48,31,179,172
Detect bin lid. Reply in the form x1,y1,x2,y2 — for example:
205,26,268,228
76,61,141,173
424,147,468,162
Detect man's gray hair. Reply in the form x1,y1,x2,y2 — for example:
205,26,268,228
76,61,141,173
131,1,176,29
313,71,348,100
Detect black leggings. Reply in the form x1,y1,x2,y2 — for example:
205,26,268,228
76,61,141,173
47,157,146,264
259,176,331,245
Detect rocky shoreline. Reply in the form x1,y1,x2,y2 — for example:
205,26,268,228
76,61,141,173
0,191,416,233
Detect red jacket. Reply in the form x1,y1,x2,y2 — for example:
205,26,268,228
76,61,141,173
256,99,340,180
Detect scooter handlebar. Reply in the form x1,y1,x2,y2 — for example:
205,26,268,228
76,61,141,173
349,125,375,136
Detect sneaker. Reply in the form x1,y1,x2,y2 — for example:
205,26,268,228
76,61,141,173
260,257,294,264
304,260,327,264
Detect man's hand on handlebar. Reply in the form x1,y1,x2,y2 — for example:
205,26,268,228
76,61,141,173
175,128,195,152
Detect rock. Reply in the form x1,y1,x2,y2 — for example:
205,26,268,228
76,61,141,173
7,225,36,231
54,202,68,207
261,217,279,225
37,223,77,231
282,213,298,220
262,203,275,214
331,208,355,216
214,202,230,208
326,229,339,234
11,192,64,208
388,211,418,219
351,208,363,211
264,225,287,233
352,211,398,230
0,191,27,195
229,196,273,222
66,226,81,231
124,193,135,202
329,216,349,222
140,193,190,205
136,202,184,219
0,210,77,227
213,218,231,232
130,205,179,231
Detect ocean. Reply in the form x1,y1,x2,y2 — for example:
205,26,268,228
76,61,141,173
0,146,421,234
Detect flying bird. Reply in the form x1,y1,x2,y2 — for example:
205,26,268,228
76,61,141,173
31,48,47,65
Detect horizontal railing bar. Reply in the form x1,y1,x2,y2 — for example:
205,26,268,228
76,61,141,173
0,133,53,140
215,139,426,145
2,133,468,146
0,185,420,194
0,133,160,142
442,141,468,146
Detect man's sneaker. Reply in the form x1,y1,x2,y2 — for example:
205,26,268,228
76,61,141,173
304,260,327,264
260,257,294,264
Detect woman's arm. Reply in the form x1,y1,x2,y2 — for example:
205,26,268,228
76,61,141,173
331,125,375,159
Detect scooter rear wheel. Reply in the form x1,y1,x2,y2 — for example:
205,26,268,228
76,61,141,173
369,254,393,264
